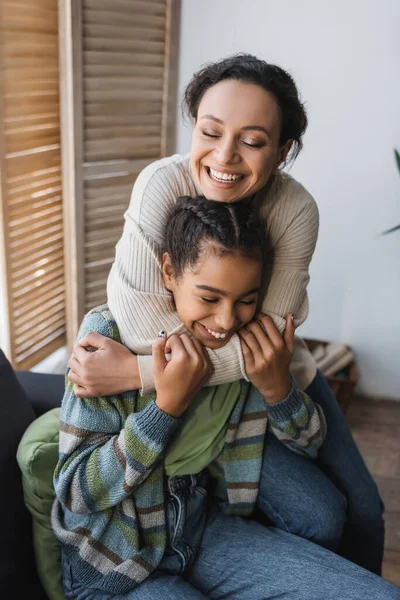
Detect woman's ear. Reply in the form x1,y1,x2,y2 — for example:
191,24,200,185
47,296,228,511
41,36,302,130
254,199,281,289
162,252,175,291
276,139,293,169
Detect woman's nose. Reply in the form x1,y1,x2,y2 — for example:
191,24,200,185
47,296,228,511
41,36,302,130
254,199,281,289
217,137,239,165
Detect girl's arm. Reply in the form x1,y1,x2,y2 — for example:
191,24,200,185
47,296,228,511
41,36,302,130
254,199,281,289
55,308,209,515
54,309,180,515
265,382,327,459
238,312,326,459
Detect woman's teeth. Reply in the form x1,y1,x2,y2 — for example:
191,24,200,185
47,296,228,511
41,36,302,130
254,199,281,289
209,168,243,183
205,326,228,339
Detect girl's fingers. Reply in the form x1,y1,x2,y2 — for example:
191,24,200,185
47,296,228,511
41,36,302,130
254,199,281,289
187,335,210,362
238,327,264,359
179,333,199,359
238,334,255,371
283,314,295,354
245,320,274,354
164,334,186,360
255,313,283,348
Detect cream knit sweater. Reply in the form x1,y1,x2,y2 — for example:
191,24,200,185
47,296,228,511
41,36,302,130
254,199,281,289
107,154,318,393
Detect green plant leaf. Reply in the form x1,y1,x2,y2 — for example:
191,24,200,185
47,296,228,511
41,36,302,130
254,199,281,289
381,224,400,235
395,149,400,174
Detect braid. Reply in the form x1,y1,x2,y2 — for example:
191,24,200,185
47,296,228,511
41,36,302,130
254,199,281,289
165,196,271,281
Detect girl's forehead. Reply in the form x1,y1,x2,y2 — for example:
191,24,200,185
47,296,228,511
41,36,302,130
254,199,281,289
187,250,262,295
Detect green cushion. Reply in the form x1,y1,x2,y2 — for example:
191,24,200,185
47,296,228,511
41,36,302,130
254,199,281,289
16,407,66,600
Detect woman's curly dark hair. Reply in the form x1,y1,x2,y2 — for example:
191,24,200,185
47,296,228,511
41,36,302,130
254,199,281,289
183,53,307,165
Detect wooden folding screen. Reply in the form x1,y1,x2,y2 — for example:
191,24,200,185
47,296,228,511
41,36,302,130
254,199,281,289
0,0,65,369
59,0,180,350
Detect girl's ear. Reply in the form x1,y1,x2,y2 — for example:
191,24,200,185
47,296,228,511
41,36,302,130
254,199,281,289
162,252,175,291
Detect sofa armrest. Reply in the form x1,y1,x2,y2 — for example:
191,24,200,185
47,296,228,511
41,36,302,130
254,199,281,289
16,371,64,417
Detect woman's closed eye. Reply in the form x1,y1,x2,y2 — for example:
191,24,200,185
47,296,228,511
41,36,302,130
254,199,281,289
202,130,220,139
242,140,264,148
201,297,219,303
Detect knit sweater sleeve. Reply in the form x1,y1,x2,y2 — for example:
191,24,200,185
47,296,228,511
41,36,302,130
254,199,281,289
265,377,327,459
53,308,180,515
260,175,319,333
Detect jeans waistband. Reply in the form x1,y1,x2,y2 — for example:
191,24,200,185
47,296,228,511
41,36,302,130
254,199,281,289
164,471,208,495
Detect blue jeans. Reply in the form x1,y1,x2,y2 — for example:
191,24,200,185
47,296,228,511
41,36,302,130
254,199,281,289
62,473,399,599
257,369,385,574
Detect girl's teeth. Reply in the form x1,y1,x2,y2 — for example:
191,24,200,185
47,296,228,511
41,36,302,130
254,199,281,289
209,168,242,182
205,326,227,339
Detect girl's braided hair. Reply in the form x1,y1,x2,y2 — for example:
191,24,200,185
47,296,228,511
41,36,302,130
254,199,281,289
165,196,273,303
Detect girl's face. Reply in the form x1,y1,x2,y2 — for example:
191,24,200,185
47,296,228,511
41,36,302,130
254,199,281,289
190,79,291,203
162,247,262,349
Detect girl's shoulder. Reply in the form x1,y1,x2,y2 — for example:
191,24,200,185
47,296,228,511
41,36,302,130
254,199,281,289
78,304,121,345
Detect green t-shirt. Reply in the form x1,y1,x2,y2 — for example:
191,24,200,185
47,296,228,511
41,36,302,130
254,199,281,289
164,381,241,476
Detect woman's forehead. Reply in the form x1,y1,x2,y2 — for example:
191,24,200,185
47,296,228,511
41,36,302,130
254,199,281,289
197,79,281,134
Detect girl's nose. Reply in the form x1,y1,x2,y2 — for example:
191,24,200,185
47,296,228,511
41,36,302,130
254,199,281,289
215,309,236,332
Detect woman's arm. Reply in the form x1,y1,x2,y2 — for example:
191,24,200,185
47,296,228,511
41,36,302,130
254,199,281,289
259,174,319,333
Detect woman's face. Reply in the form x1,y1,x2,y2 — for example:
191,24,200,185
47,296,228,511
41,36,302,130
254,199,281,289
162,247,261,349
190,79,289,203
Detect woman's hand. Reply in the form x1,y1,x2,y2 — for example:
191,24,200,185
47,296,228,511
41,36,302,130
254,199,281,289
68,332,140,397
153,333,210,418
238,313,295,404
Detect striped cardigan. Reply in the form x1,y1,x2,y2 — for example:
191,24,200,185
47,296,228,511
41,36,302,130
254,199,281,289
51,305,326,594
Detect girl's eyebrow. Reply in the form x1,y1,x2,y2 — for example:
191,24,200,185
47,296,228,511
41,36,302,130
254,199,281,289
196,284,260,298
200,114,271,139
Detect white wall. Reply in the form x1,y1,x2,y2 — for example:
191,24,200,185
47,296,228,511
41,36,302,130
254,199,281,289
176,0,400,399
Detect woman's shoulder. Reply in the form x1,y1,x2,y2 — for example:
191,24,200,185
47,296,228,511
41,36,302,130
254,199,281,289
135,153,195,197
78,304,121,344
260,172,319,225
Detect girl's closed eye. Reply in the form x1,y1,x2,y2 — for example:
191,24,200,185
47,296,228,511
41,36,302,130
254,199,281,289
201,297,219,304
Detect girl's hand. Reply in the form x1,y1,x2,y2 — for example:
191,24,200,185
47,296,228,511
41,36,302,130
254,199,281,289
67,332,140,397
238,313,295,404
153,333,210,418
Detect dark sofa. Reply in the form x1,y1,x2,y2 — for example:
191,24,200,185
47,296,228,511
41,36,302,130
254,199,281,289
0,348,64,599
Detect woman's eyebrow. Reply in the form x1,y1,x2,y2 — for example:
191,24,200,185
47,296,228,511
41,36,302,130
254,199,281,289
200,115,271,138
196,285,260,297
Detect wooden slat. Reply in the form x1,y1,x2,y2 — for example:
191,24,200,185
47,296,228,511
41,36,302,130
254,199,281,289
83,7,165,29
83,23,165,42
84,0,166,17
84,50,165,67
84,63,164,79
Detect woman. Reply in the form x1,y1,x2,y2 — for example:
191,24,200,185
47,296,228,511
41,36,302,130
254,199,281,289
67,54,384,574
53,198,398,599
